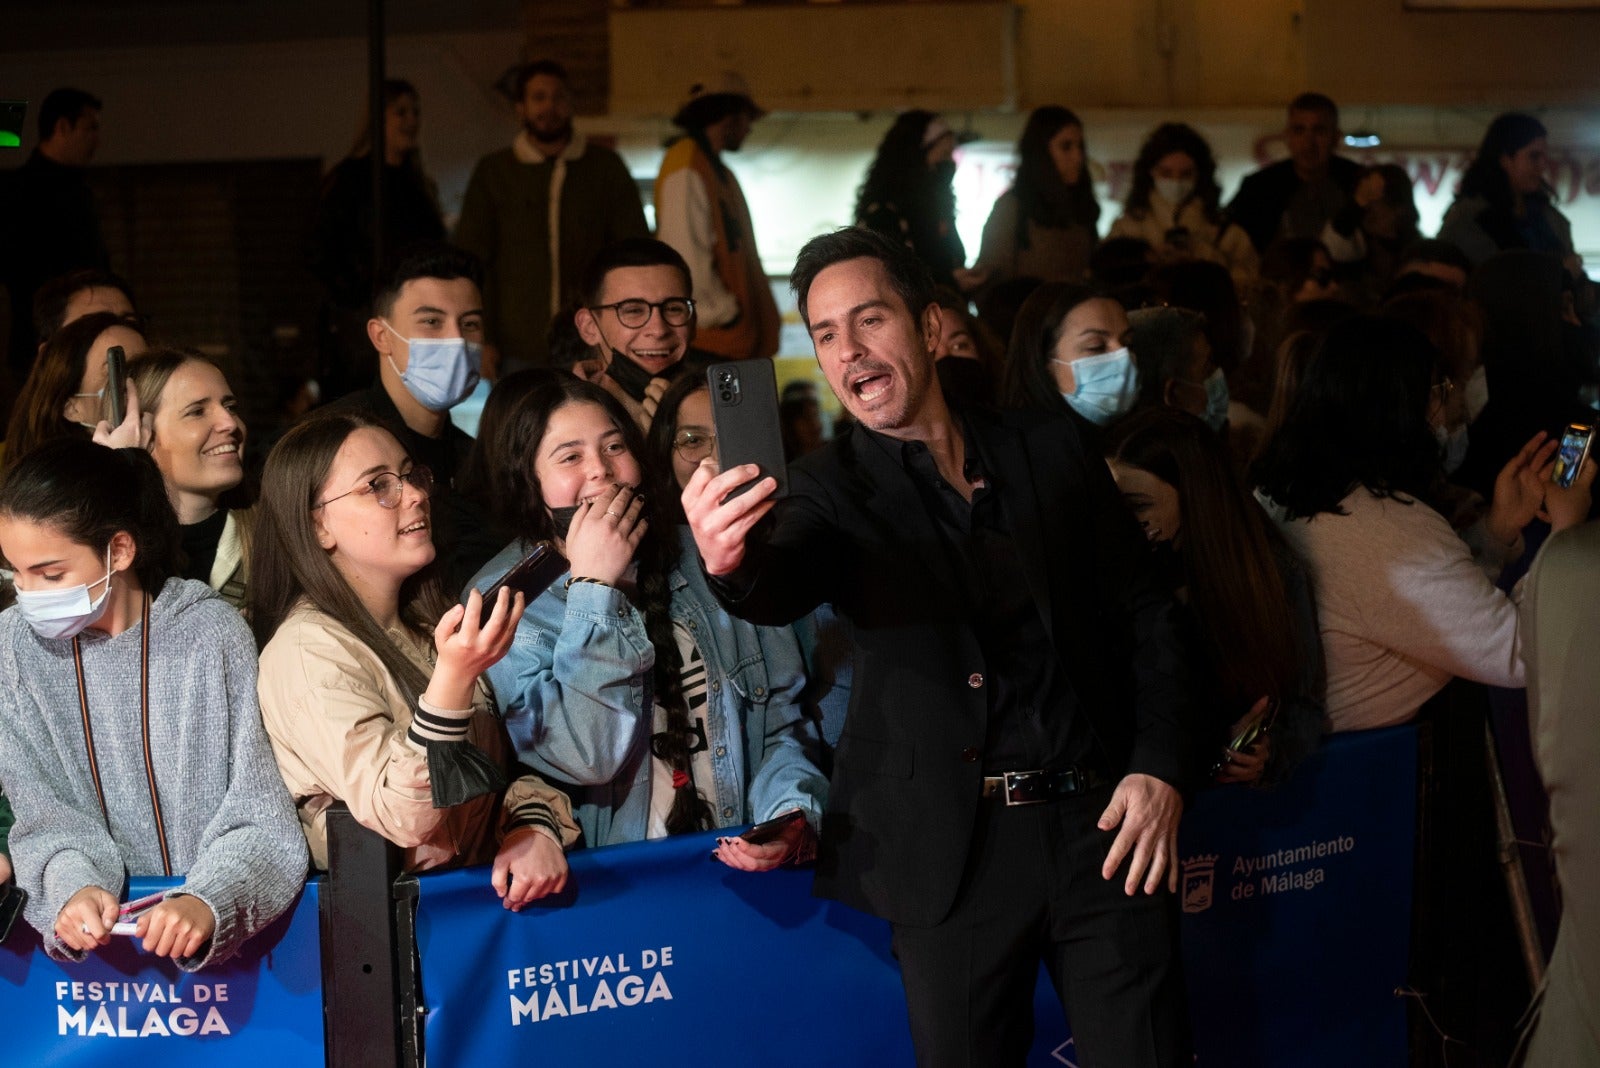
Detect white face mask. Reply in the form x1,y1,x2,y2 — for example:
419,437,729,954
383,321,482,412
1154,177,1194,206
15,544,114,641
1464,366,1489,425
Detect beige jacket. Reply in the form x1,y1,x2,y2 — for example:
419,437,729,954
257,599,579,870
1109,193,1260,293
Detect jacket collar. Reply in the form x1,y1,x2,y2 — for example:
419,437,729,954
512,129,588,165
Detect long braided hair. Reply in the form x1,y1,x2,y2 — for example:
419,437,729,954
464,375,714,834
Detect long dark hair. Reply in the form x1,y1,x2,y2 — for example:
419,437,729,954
1106,409,1300,706
1000,281,1104,414
1252,315,1443,520
1011,106,1100,241
485,376,713,836
1457,112,1549,212
644,374,710,525
1122,122,1223,222
458,368,563,546
0,438,180,596
854,110,952,229
248,410,454,709
4,311,145,476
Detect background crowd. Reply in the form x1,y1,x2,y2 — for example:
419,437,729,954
0,66,1596,1067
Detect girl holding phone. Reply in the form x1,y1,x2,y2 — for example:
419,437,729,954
0,439,306,969
250,411,577,908
466,377,825,867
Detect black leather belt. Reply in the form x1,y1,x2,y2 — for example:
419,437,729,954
980,767,1106,805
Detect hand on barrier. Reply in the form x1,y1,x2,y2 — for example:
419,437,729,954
680,460,777,577
55,885,118,952
427,587,527,711
138,894,214,961
563,483,647,587
1098,773,1184,896
493,827,569,911
711,815,815,872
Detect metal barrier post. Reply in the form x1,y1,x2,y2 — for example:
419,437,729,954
321,802,411,1068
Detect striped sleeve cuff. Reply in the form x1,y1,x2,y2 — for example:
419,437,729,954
407,696,474,747
505,801,565,843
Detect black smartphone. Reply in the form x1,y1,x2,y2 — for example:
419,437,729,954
0,882,27,944
1552,422,1594,490
475,543,567,626
104,345,127,428
739,809,807,845
707,360,788,500
606,353,660,404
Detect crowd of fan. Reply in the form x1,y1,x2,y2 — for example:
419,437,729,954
0,71,1593,1065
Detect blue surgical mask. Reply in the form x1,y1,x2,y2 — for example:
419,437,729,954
1436,422,1470,475
1055,347,1138,426
15,544,114,641
1199,368,1229,432
383,322,481,412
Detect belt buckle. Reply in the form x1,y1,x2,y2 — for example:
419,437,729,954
1002,769,1046,806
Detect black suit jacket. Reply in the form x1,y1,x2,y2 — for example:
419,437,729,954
1225,156,1363,255
708,407,1191,927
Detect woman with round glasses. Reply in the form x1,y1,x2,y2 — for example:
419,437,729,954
465,376,826,863
250,410,579,908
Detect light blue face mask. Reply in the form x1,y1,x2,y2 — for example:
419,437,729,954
1055,347,1138,426
1435,422,1470,475
1197,367,1230,432
383,321,482,412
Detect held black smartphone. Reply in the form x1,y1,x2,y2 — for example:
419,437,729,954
475,543,567,627
1552,422,1595,490
104,345,127,428
606,353,659,404
739,809,807,845
707,360,788,501
0,882,27,944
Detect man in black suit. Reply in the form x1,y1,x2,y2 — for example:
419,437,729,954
1225,91,1371,256
682,227,1193,1066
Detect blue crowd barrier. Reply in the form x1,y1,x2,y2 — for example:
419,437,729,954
416,724,1418,1068
0,877,326,1066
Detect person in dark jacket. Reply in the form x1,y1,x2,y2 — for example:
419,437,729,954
1225,92,1365,256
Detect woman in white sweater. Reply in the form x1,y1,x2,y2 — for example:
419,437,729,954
1252,316,1593,731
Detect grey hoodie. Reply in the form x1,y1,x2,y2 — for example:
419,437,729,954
0,577,307,970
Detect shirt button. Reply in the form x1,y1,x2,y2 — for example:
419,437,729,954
960,747,980,763
722,807,734,819
967,673,984,689
616,608,627,618
688,620,697,630
754,686,765,697
710,680,721,693
716,745,727,757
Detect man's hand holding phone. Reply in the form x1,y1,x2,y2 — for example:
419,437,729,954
680,461,777,577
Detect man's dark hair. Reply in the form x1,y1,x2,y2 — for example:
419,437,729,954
790,227,935,328
1287,92,1339,126
38,88,101,142
579,238,691,306
1398,238,1474,276
674,94,754,133
32,268,136,344
515,59,569,101
371,242,483,317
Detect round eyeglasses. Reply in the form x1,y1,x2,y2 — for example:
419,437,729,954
591,298,695,329
314,465,434,510
672,429,717,463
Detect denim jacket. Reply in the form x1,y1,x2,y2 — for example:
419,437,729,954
470,530,827,849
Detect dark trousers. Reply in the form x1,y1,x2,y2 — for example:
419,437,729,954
890,789,1190,1068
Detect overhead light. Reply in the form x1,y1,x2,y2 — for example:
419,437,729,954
1344,130,1382,148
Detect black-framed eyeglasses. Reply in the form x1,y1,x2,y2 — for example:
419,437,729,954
314,465,433,510
672,429,717,462
591,298,695,329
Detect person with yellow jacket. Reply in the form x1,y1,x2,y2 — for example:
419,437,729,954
654,73,780,362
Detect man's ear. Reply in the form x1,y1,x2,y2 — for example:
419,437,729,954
920,303,942,355
367,317,392,358
575,307,604,348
